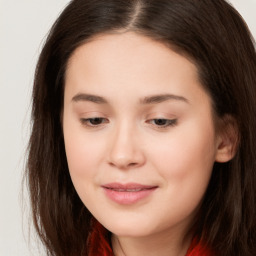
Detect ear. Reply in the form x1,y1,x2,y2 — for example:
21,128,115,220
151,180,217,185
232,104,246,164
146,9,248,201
215,115,239,163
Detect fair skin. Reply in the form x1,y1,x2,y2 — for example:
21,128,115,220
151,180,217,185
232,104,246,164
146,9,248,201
63,32,234,256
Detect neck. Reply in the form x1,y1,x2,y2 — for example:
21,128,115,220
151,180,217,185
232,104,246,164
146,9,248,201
112,228,192,256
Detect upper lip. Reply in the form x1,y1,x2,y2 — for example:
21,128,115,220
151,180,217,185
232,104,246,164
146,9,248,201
101,183,158,190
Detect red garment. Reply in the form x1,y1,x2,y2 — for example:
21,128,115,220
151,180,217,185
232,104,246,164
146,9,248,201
185,237,213,256
88,220,213,256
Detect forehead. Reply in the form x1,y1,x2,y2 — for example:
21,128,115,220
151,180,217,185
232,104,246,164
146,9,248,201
64,31,210,110
66,31,199,84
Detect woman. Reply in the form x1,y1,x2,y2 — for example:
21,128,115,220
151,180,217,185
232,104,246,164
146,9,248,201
26,0,256,255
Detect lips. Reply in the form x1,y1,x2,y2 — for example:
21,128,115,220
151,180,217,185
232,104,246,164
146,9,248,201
102,182,156,189
101,183,158,204
109,188,148,192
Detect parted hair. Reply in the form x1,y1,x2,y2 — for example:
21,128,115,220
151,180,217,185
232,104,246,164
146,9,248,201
26,0,256,255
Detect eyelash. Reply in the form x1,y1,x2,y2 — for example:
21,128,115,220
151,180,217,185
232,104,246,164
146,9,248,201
80,117,177,129
147,118,177,128
80,117,109,127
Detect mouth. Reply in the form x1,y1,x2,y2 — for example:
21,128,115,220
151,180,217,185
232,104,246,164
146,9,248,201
106,188,150,192
101,183,158,205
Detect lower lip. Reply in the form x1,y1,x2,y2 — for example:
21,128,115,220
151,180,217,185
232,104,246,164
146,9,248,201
102,187,157,205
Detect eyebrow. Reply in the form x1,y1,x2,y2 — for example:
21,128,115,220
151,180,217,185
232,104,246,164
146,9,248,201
72,93,108,104
140,94,189,104
71,93,189,105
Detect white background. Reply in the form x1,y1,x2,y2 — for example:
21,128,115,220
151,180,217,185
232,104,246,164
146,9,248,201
0,0,255,255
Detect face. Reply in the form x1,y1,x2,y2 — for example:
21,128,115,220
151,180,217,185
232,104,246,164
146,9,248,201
63,32,221,239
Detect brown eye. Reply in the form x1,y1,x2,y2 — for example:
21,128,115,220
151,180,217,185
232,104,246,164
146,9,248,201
88,118,104,125
80,117,108,127
147,118,177,128
154,119,168,126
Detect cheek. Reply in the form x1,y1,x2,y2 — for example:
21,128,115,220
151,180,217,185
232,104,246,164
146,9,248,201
63,116,105,186
147,127,216,227
149,119,216,194
64,137,107,184
63,130,106,208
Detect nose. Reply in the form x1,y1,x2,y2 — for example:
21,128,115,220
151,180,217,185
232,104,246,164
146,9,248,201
107,123,146,170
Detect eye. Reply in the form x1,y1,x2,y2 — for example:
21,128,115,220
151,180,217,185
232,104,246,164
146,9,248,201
147,118,177,128
80,117,109,127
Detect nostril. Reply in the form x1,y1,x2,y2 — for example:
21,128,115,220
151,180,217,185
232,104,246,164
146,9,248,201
128,162,138,167
107,158,143,170
107,137,146,169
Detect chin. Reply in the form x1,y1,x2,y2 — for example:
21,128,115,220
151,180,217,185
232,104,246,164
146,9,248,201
99,215,157,237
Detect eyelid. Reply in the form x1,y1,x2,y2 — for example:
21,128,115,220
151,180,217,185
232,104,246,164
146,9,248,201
146,118,178,128
80,117,109,128
144,112,178,129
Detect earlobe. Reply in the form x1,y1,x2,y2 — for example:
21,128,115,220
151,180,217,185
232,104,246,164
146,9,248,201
215,116,239,163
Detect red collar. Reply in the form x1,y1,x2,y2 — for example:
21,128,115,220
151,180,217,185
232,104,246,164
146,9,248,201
88,220,213,256
185,237,213,256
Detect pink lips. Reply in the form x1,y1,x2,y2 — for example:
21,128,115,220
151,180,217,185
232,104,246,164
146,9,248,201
101,183,158,205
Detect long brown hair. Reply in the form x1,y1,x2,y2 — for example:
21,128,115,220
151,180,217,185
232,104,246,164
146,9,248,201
26,0,256,255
